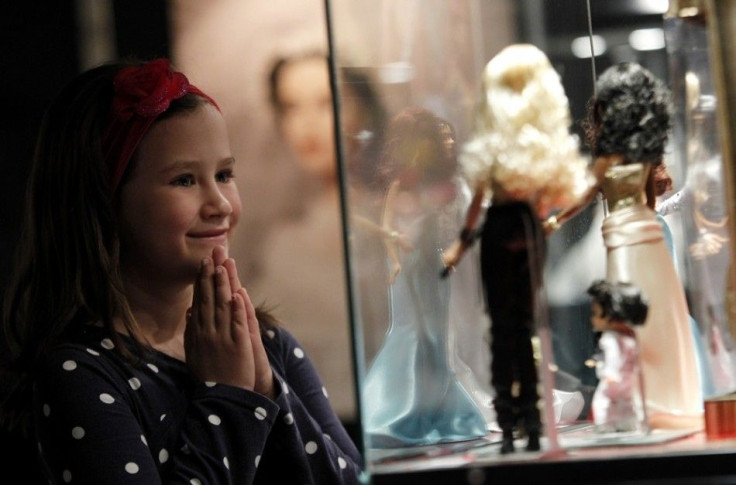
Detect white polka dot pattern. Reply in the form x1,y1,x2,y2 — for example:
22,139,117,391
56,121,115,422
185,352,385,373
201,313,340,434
255,455,261,467
159,449,169,463
254,407,267,420
293,348,305,359
125,462,139,474
101,338,115,350
208,415,221,425
223,457,230,470
160,414,166,421
284,413,294,425
71,427,85,439
62,470,72,483
86,348,100,356
43,404,50,417
266,329,276,339
147,363,159,373
99,393,115,404
305,441,318,454
62,360,77,371
128,377,141,390
322,386,329,398
205,381,216,387
190,479,202,485
338,457,347,469
141,435,148,446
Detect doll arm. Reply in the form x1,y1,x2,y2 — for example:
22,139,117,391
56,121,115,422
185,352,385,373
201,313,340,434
544,156,612,234
36,345,277,485
351,214,413,252
261,327,362,484
441,181,485,277
382,179,403,283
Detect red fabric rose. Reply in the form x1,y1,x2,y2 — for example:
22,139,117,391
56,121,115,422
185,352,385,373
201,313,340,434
111,58,190,120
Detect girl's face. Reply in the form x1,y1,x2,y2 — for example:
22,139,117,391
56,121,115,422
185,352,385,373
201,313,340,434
118,103,242,283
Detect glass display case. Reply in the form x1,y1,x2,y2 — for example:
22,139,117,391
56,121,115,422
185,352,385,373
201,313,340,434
326,0,736,482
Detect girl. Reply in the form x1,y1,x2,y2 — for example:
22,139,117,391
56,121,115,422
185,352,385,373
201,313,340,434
1,58,360,484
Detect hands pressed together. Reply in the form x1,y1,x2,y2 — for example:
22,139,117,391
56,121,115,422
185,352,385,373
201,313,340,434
184,246,275,399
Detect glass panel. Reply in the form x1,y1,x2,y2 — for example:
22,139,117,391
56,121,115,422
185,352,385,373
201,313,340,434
664,0,736,398
328,0,735,476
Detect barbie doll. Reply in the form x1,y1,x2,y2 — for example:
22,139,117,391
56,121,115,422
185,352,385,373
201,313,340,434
587,280,649,435
550,63,703,423
443,44,592,453
362,107,490,448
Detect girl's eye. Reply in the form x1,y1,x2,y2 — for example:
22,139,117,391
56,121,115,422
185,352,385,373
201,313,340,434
171,174,195,187
216,169,235,183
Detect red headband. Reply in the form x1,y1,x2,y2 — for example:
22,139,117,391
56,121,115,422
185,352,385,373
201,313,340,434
102,58,219,193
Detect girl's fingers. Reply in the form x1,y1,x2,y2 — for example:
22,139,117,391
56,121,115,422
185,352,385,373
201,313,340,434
212,245,228,267
223,258,241,293
230,292,251,339
197,258,215,330
237,287,257,328
214,265,232,330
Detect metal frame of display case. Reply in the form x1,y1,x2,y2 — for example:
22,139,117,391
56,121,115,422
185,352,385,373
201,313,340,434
325,0,736,482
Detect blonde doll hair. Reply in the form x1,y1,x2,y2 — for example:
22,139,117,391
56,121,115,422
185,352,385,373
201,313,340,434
461,43,592,218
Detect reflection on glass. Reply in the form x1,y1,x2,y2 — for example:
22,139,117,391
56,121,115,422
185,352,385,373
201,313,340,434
362,107,490,449
664,2,736,398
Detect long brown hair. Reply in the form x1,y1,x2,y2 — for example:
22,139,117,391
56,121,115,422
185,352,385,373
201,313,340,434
1,62,140,436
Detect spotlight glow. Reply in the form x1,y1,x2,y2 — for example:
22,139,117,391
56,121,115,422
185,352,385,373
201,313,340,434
571,35,607,59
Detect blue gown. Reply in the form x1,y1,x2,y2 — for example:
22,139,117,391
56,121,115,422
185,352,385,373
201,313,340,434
362,185,488,448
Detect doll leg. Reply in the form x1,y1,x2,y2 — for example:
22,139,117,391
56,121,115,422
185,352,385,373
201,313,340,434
491,323,518,453
515,324,541,450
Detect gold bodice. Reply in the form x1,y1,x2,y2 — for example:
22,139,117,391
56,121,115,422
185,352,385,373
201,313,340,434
601,163,651,212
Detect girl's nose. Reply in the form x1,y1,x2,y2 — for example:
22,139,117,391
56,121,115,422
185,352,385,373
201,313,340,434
202,186,232,218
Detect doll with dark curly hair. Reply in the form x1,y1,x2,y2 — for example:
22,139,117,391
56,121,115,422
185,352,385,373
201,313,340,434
587,280,649,434
550,63,703,425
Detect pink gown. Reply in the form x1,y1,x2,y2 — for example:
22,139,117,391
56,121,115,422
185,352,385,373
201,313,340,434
601,163,702,418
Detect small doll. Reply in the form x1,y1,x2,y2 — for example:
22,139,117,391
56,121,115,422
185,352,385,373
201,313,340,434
587,280,649,434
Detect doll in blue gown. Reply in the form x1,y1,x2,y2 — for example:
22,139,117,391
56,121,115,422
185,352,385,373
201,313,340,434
362,107,488,448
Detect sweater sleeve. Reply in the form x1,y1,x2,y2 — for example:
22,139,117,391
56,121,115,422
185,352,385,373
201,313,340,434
35,345,279,485
257,327,362,485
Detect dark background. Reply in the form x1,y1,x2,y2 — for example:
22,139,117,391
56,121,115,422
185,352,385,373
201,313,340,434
1,2,169,481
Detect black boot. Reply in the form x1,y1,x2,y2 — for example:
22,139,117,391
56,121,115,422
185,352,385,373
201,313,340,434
525,430,540,451
500,430,515,454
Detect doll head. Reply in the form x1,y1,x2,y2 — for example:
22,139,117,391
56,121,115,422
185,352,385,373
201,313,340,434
585,62,673,165
587,280,649,331
460,43,591,217
379,107,458,189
